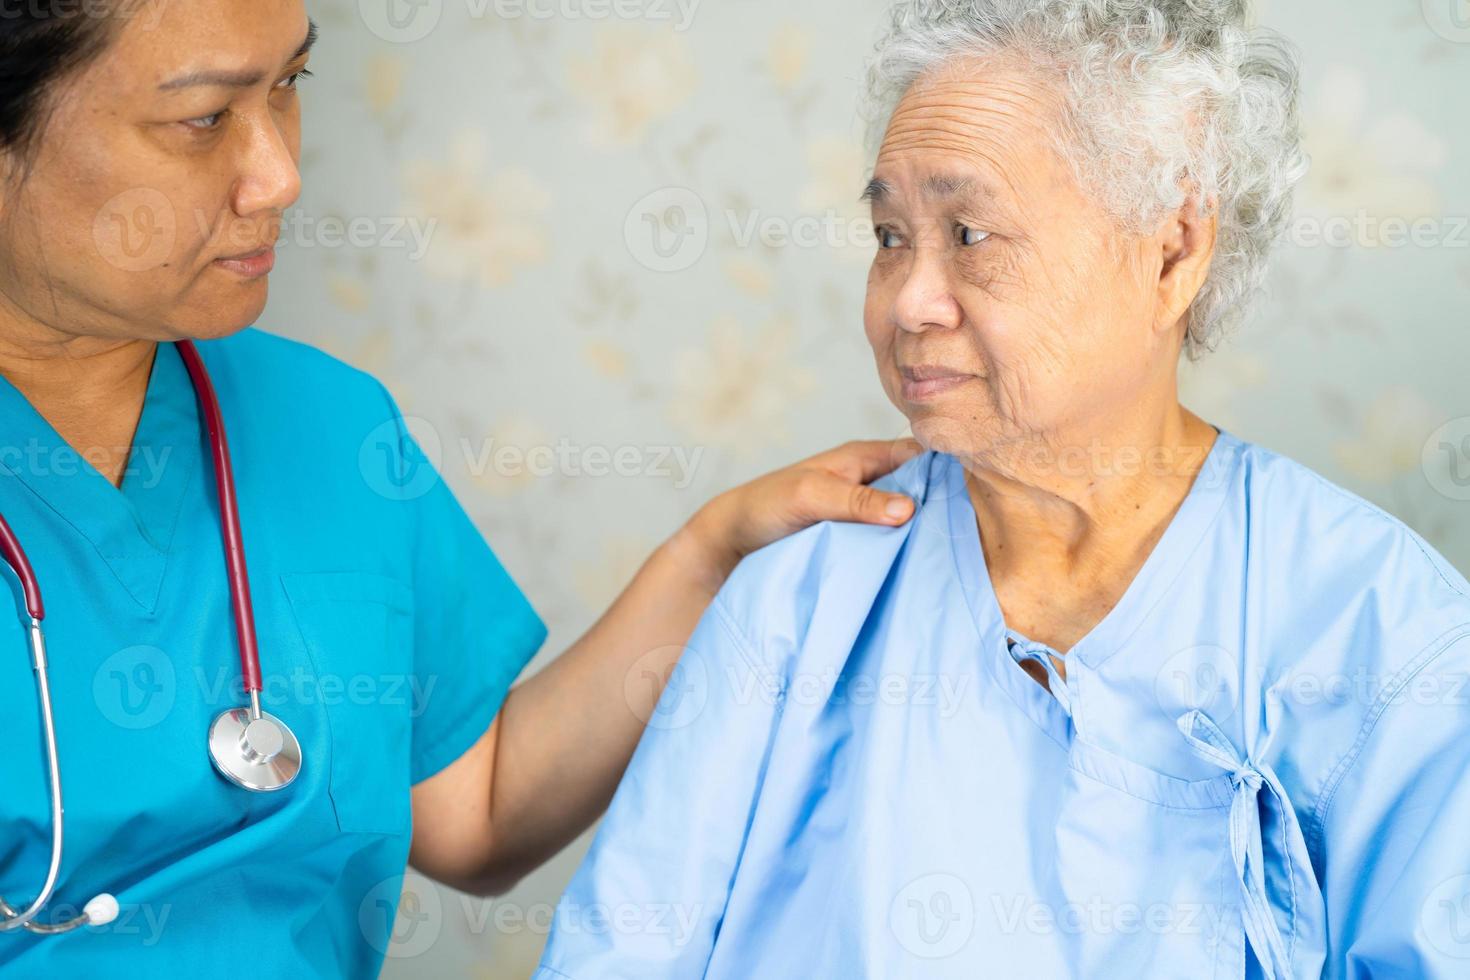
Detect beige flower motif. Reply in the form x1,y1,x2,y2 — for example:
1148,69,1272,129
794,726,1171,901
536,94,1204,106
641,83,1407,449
723,255,773,298
566,27,699,146
327,274,371,313
668,315,817,456
583,340,630,379
364,54,404,116
401,128,551,288
800,135,876,262
1298,67,1445,233
1334,386,1441,483
768,23,810,90
573,534,657,613
466,416,554,498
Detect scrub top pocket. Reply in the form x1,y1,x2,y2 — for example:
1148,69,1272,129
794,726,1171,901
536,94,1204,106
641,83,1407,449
281,571,416,838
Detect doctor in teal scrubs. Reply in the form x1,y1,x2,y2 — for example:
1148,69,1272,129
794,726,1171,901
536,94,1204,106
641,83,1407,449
0,2,920,976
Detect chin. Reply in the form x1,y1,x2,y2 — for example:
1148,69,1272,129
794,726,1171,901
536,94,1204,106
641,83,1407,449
907,412,992,461
172,288,270,341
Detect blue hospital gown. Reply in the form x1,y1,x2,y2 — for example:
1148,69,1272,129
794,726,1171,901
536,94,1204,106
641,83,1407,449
536,428,1470,979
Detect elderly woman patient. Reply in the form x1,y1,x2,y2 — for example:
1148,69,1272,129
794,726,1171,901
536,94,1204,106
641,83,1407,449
536,1,1470,977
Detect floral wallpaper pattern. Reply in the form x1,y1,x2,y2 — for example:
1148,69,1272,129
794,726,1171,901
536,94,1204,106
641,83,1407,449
266,0,1470,975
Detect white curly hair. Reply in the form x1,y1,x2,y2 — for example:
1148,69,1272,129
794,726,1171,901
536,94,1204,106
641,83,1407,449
862,0,1309,358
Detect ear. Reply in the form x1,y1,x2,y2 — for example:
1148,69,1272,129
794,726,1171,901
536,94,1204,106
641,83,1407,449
1154,195,1218,339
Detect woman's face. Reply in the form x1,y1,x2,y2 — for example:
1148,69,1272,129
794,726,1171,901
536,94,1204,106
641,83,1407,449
0,0,311,345
864,58,1181,463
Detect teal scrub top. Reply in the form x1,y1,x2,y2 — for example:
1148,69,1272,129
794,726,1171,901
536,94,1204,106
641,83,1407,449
0,329,548,977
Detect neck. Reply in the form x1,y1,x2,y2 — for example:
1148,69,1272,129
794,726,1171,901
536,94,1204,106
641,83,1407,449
0,314,159,489
962,400,1218,651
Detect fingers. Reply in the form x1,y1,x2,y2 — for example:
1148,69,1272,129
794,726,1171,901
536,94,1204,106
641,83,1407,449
817,437,925,484
799,471,915,527
850,481,917,526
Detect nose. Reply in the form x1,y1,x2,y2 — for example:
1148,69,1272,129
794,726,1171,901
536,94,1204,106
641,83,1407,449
229,112,302,220
892,248,962,334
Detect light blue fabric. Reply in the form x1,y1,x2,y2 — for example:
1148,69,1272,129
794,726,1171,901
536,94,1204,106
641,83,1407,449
0,330,546,978
536,430,1470,979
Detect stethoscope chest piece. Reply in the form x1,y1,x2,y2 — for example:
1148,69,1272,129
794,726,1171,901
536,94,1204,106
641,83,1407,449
208,706,302,792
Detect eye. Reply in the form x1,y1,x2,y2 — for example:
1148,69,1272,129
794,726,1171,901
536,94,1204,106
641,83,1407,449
184,110,226,131
876,226,905,249
956,224,991,247
277,67,313,89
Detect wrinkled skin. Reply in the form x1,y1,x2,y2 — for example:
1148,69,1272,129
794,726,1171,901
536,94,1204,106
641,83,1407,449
863,55,1221,657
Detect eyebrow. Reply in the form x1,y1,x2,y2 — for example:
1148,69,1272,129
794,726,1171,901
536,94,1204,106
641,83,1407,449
861,173,988,206
157,19,318,91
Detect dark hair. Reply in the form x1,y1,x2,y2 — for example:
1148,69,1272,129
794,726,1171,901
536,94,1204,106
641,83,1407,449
0,0,119,172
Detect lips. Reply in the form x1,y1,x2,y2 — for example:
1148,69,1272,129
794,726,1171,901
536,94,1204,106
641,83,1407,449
213,244,276,278
900,364,979,401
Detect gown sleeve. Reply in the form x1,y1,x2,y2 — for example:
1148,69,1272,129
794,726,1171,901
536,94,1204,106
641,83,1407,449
1319,631,1470,977
370,382,549,785
534,594,783,980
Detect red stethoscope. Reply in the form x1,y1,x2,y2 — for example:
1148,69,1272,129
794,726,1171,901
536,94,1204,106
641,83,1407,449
0,340,300,935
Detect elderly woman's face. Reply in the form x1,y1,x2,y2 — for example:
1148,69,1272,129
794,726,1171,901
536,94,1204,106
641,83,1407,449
864,60,1177,459
0,0,310,345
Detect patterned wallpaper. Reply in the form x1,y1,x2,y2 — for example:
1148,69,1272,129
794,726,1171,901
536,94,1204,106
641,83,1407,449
267,0,1470,975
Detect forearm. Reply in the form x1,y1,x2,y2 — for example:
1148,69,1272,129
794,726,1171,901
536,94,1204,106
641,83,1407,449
479,503,741,889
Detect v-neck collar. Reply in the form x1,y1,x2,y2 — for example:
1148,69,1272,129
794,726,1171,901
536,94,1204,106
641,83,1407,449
947,426,1242,713
0,342,201,611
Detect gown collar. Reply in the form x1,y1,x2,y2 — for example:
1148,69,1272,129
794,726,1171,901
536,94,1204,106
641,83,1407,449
947,425,1243,688
0,342,201,612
